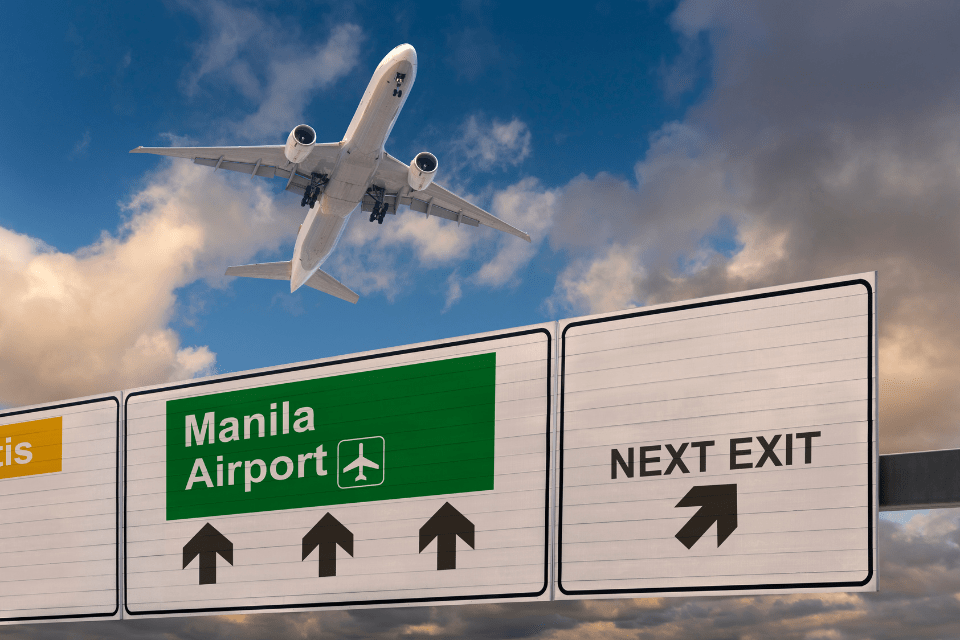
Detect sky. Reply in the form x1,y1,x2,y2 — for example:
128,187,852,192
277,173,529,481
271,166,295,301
2,0,960,637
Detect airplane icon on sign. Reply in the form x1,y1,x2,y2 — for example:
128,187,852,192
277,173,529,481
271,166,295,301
342,443,380,482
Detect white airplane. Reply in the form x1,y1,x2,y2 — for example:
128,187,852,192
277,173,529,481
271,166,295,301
131,44,531,303
342,443,379,482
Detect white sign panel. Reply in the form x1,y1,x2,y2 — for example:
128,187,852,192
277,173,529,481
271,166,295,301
124,326,552,617
0,396,120,623
556,274,877,598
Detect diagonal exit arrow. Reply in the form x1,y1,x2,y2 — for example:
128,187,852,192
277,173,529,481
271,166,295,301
183,523,233,585
302,513,354,577
675,484,738,549
419,502,474,570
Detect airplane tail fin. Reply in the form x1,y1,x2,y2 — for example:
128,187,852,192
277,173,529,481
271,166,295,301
224,261,359,304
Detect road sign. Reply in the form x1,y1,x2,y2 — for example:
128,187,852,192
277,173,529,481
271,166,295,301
0,396,119,623
556,274,877,598
124,326,552,616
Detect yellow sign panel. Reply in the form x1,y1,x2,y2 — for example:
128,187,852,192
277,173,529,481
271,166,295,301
0,416,62,480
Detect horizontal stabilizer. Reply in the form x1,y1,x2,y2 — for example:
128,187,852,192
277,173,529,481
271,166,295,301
305,269,360,304
224,261,291,280
225,262,358,303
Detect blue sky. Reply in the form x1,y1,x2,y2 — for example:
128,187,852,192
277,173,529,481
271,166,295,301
5,1,960,638
0,0,710,380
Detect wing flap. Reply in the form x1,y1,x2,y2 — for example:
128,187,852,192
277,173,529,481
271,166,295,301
131,144,289,165
192,157,312,193
131,143,342,186
360,193,480,226
305,269,360,304
370,153,530,241
194,157,279,178
422,181,531,241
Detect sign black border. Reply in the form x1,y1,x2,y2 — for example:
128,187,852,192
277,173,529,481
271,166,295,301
0,395,121,622
557,279,875,596
124,327,552,616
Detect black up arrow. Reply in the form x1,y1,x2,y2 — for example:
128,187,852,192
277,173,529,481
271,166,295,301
419,502,474,570
183,523,233,585
675,484,738,549
302,513,354,577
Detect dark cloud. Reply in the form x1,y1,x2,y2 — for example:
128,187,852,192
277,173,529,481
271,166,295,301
11,3,960,639
546,0,960,455
0,511,957,639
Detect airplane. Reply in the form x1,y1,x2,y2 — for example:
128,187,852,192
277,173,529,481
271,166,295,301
342,443,379,482
131,44,531,304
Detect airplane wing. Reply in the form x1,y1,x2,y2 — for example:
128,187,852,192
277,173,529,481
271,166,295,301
367,153,532,242
130,143,342,196
342,459,360,473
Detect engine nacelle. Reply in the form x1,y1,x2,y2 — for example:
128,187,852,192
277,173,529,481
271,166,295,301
284,124,316,164
407,152,438,191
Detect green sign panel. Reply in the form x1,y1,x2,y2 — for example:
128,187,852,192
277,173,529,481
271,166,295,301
165,353,496,520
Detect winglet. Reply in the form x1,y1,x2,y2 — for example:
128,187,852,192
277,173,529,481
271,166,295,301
130,146,144,153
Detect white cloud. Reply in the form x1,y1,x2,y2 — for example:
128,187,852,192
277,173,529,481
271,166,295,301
234,23,363,139
176,0,363,140
448,115,532,175
442,272,463,313
177,0,268,99
329,208,477,301
537,0,960,454
472,178,556,288
547,244,644,316
321,114,542,306
0,161,299,406
70,129,91,158
325,175,552,307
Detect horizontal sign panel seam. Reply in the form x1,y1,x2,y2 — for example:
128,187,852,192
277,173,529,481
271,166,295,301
561,398,869,430
562,376,868,409
559,281,871,335
563,315,868,358
563,339,869,382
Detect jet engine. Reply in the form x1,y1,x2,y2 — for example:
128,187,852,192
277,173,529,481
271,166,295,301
407,152,438,191
285,124,316,164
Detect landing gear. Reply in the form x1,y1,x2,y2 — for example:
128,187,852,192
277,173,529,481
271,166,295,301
392,72,406,98
368,202,388,224
300,172,328,208
367,185,389,224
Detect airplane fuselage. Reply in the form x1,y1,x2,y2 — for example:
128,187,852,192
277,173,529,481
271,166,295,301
290,45,417,291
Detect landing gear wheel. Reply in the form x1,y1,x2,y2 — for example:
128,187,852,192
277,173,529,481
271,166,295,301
300,173,328,208
394,72,406,99
367,185,389,225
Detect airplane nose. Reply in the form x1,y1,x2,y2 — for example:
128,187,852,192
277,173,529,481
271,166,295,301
395,43,417,65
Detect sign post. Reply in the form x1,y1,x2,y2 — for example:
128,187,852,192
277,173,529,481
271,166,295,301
124,326,553,616
0,396,120,623
555,274,878,598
